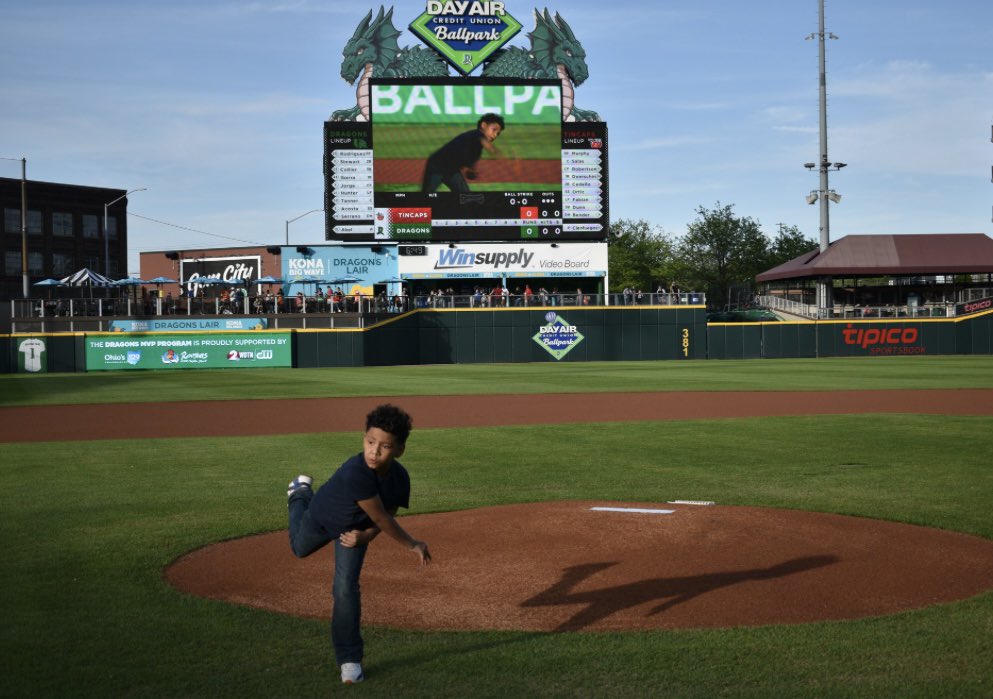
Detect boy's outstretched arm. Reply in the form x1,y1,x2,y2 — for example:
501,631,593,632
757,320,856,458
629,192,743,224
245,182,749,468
481,139,502,158
356,495,432,564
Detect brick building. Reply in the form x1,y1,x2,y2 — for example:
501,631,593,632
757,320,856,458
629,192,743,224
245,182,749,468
1,177,129,300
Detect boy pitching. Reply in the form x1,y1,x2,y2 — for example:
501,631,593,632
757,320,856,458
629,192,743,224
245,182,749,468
421,113,505,193
286,404,431,684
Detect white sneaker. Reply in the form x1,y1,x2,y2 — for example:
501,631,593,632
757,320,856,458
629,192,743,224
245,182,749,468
340,662,364,684
286,474,313,497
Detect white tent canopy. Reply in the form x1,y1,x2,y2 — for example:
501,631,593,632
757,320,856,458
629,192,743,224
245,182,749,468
61,268,113,287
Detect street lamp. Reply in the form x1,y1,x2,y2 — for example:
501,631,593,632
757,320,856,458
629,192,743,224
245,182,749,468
104,188,146,278
285,208,324,245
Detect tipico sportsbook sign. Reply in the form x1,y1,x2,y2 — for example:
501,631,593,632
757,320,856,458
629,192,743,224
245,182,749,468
85,333,292,371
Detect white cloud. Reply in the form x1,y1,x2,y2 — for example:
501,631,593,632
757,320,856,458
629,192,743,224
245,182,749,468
212,0,357,17
761,106,808,124
828,63,993,177
616,136,714,152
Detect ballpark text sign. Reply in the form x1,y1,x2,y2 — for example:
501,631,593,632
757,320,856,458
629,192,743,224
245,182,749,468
409,1,522,75
533,312,584,360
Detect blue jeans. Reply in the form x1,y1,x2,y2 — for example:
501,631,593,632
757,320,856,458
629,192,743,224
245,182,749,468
331,540,368,664
287,490,368,665
421,166,469,194
288,489,329,557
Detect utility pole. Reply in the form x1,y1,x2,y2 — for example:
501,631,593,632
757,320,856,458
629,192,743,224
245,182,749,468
805,0,845,318
20,158,27,298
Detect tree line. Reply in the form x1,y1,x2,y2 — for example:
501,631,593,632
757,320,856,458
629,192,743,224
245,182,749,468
607,202,818,310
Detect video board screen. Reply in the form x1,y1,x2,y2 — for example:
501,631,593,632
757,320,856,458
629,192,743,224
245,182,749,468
325,78,608,243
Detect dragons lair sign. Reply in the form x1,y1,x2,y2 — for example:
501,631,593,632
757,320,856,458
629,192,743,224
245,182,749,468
410,2,522,75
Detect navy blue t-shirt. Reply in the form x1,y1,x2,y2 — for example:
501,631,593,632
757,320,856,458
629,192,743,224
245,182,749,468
426,129,485,176
307,453,411,538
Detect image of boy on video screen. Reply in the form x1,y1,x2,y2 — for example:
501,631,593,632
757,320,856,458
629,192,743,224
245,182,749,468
420,113,505,194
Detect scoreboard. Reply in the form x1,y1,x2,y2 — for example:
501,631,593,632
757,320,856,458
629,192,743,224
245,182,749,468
324,79,608,243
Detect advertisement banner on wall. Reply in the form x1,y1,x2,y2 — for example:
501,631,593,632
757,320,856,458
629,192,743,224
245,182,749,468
533,312,584,360
85,333,292,371
17,337,47,373
839,324,926,356
181,255,262,297
400,242,607,280
284,245,398,295
109,318,269,333
956,298,992,316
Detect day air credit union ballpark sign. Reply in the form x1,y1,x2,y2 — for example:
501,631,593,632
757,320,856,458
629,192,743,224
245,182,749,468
409,2,522,75
533,312,584,360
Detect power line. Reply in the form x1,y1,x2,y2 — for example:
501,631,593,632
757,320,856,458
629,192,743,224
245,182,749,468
127,211,266,246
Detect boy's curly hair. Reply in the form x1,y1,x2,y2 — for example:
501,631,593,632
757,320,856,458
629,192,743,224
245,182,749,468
366,404,412,445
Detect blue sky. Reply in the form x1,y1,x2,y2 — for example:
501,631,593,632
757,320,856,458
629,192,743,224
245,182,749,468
1,0,991,275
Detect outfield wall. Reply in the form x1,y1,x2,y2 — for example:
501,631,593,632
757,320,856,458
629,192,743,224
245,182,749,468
296,306,707,367
4,306,991,373
706,309,992,360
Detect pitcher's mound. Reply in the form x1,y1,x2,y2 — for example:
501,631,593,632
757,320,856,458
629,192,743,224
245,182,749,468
166,501,993,632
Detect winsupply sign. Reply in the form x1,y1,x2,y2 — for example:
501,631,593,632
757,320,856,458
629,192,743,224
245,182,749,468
400,242,606,279
533,312,584,360
437,247,534,270
85,333,292,371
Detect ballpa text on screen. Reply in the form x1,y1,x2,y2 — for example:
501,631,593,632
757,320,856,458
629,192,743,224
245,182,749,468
372,86,561,116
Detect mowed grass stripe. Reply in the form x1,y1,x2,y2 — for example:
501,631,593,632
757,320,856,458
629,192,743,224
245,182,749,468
3,355,993,407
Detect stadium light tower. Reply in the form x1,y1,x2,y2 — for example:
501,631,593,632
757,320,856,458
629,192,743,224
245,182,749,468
805,0,845,318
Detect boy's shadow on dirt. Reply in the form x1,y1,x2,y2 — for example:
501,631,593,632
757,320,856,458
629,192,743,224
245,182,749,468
522,555,839,632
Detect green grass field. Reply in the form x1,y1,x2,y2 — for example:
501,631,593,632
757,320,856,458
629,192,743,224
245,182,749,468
3,357,993,697
3,356,992,407
376,180,561,193
372,123,562,160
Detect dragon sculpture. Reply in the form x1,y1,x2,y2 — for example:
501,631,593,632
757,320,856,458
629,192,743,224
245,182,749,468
331,6,600,122
331,7,449,121
482,9,599,122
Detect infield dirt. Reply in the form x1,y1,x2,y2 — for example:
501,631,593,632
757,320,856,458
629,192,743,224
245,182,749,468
148,389,993,631
7,389,993,631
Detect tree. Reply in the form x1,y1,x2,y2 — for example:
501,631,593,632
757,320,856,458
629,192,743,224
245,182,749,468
768,223,818,268
676,203,770,309
607,219,674,293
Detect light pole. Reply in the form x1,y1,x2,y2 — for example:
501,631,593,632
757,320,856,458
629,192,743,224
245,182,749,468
285,208,324,245
0,156,27,297
104,188,146,278
805,0,845,317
